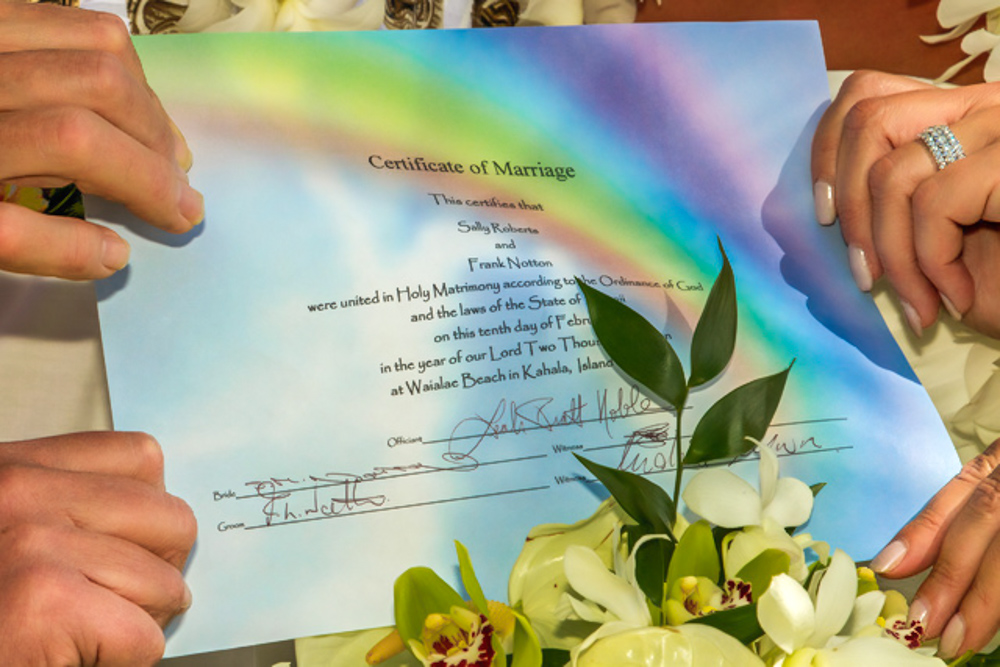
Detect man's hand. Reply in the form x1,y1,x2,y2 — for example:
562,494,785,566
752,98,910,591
0,2,203,280
0,431,197,665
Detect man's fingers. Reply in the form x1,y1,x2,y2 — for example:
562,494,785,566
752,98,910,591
2,522,191,627
0,107,203,233
0,3,146,85
0,463,197,569
0,49,178,166
0,431,168,489
0,203,129,279
0,533,168,666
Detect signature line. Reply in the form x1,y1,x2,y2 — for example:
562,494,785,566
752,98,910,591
243,485,550,530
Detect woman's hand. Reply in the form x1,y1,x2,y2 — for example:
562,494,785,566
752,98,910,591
812,70,1000,338
0,2,203,280
872,438,1000,658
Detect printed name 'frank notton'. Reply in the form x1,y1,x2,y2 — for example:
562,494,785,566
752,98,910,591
468,256,554,272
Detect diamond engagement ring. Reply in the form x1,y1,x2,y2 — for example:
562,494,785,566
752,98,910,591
918,124,967,170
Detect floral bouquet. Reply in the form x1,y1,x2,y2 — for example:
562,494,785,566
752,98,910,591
361,243,991,667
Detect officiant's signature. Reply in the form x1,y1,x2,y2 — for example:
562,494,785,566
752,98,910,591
443,385,668,464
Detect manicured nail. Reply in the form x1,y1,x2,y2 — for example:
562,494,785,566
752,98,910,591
940,293,963,321
939,614,966,659
870,539,906,573
900,299,924,338
178,183,205,228
101,233,131,271
848,245,873,292
908,597,929,627
814,180,836,226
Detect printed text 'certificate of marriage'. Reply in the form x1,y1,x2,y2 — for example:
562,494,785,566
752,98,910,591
94,23,957,657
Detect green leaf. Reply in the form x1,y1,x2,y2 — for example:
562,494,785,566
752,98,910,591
576,279,688,409
689,240,737,388
666,520,720,593
810,482,826,497
735,548,790,598
575,454,675,538
510,608,543,667
688,603,764,645
540,649,572,667
683,363,793,465
624,524,674,606
42,184,86,219
455,541,488,615
393,567,464,645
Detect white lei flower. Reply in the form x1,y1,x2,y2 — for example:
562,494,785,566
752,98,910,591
927,0,1000,81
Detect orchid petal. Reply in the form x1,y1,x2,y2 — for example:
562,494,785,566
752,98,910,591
807,550,857,648
844,590,887,637
757,444,779,506
985,43,1000,83
961,27,1000,55
818,636,946,666
566,595,612,624
176,0,233,32
938,0,1000,28
920,17,977,43
564,546,651,627
725,523,807,583
575,625,766,667
683,469,763,528
762,477,814,528
203,0,276,32
757,573,816,654
570,620,639,667
518,0,584,26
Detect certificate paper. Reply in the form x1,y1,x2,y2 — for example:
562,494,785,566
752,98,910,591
95,23,958,657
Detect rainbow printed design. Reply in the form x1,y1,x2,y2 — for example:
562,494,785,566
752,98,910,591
95,23,956,657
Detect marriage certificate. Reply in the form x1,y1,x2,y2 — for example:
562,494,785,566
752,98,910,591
94,22,958,657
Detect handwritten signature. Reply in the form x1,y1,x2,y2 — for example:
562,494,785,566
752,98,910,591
246,461,458,526
444,385,666,464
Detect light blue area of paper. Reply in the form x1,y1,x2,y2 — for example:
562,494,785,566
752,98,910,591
94,23,958,656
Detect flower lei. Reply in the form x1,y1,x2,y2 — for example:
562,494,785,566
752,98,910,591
926,0,1000,81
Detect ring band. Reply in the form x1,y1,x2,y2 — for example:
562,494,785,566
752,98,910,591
918,124,966,170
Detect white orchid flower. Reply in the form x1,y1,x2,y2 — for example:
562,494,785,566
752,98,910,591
757,550,946,666
936,0,1000,29
682,444,814,531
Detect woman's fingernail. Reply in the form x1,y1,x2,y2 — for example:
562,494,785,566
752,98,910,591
101,233,131,271
814,180,836,225
848,245,873,292
939,614,966,659
178,183,205,228
908,597,929,627
900,299,924,338
870,539,906,573
940,293,963,321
